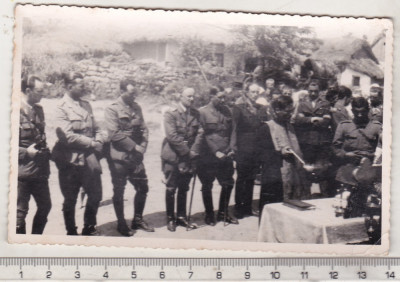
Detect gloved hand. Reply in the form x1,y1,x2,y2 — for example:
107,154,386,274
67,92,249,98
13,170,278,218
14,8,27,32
311,117,324,126
178,161,190,174
128,151,144,166
135,144,146,155
281,146,295,162
281,146,293,157
27,143,38,158
215,151,226,160
91,140,103,154
345,151,362,163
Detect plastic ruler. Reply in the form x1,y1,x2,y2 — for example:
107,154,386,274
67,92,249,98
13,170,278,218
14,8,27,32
0,257,400,280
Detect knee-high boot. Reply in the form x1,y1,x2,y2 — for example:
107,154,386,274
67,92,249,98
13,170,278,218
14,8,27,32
165,188,176,231
217,185,238,224
177,189,187,218
202,186,215,225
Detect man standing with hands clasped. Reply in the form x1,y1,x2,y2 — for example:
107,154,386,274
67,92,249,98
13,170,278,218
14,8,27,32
197,86,238,226
161,88,204,232
105,79,154,237
294,82,332,198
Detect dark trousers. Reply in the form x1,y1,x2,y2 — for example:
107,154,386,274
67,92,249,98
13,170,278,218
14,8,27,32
17,178,51,234
259,182,283,218
197,158,234,214
235,162,259,212
163,162,193,218
58,165,102,233
108,161,148,222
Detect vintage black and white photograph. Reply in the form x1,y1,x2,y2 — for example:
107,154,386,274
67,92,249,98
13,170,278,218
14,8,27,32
9,5,392,253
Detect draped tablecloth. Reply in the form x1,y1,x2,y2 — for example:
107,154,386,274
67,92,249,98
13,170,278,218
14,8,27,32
257,198,369,244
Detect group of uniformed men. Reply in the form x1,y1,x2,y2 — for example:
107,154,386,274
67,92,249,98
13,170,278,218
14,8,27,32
17,71,383,236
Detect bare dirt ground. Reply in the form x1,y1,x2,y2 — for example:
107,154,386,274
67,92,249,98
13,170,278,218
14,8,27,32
22,96,260,242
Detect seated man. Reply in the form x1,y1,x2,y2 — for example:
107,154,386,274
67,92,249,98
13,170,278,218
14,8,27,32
333,97,381,218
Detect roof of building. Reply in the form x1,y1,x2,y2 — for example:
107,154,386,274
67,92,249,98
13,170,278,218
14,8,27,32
312,34,383,79
347,58,384,79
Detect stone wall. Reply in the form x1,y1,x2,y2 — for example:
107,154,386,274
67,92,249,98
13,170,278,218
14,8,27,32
73,53,186,99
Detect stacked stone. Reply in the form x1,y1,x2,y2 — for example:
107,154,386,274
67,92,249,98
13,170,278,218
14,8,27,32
73,55,185,99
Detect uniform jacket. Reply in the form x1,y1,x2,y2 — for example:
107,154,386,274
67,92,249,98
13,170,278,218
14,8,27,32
104,97,148,164
161,103,204,165
52,94,106,167
198,103,232,159
230,96,268,164
19,102,49,179
294,96,332,146
333,119,381,159
333,119,381,185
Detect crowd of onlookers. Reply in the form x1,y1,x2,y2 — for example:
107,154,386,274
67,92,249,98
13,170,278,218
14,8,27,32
17,71,383,239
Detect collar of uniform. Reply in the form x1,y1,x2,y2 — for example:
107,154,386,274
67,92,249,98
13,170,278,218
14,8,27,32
62,93,91,119
207,101,216,111
335,99,346,108
63,93,82,106
117,96,132,109
178,102,187,113
20,93,32,113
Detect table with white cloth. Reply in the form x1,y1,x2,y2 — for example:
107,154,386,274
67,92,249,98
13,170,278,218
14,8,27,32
257,198,370,244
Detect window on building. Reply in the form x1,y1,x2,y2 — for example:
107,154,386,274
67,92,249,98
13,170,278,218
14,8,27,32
352,76,360,87
215,53,224,67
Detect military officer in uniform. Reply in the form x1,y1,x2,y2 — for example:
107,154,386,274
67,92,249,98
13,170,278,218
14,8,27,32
17,75,51,234
197,86,238,226
333,97,381,217
231,83,268,219
52,72,106,236
294,82,332,197
105,79,154,236
161,88,204,232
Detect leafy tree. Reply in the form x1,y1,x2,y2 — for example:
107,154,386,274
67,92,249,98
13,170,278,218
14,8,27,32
230,25,323,87
233,25,322,68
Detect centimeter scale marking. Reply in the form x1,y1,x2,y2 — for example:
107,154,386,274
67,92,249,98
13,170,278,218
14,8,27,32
0,257,400,280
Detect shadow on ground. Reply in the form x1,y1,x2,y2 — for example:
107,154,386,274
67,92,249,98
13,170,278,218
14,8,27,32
97,203,258,238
